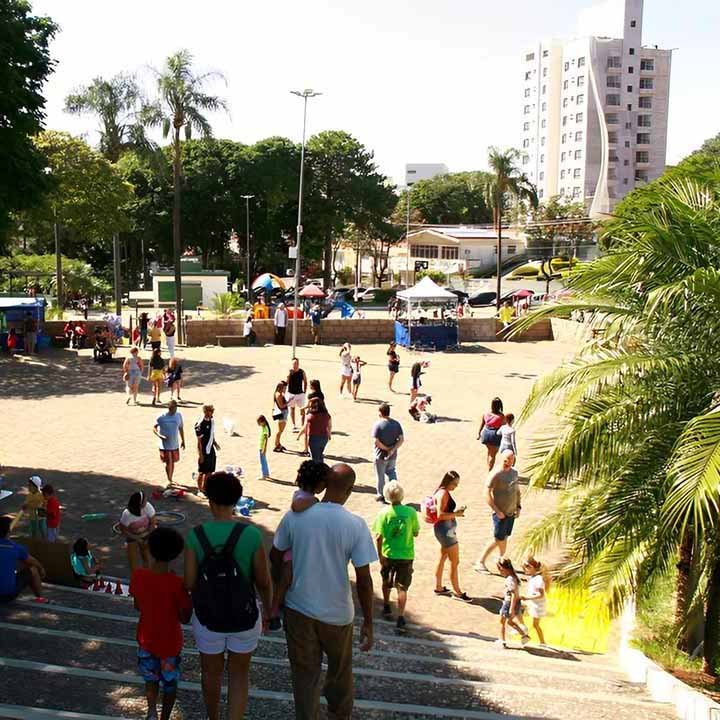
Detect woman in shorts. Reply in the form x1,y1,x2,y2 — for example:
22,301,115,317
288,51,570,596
122,346,143,405
432,471,471,603
119,491,156,573
272,381,289,452
387,342,400,392
477,397,505,470
184,471,272,720
147,348,165,407
339,342,353,397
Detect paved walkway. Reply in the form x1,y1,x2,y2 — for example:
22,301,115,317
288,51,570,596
2,339,573,639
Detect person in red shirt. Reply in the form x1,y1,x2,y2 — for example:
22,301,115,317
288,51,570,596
130,527,192,720
41,485,61,542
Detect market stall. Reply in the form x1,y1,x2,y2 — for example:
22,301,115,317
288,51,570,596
395,277,459,351
0,296,47,350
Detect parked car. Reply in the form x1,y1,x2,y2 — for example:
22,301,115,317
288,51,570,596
356,287,380,303
444,287,469,301
467,291,497,307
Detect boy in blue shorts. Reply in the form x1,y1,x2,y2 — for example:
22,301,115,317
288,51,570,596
130,527,191,720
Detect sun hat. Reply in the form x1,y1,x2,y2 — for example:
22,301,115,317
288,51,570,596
29,475,43,489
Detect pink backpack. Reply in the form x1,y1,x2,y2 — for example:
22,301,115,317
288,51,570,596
421,489,440,524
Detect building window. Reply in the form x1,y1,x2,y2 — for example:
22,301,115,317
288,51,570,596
608,168,617,179
574,149,583,159
541,136,546,146
441,246,459,260
525,71,532,81
623,178,629,185
561,169,566,179
522,155,530,164
573,168,582,178
564,61,569,71
627,103,633,111
573,186,581,198
637,132,651,145
543,67,548,77
629,48,635,55
524,105,530,114
640,77,654,89
606,94,621,106
606,112,619,124
625,121,633,129
526,53,535,62
508,245,518,254
608,131,618,143
576,112,584,123
577,75,585,87
412,245,439,259
523,121,530,131
522,139,529,148
630,20,637,27
628,66,634,74
560,188,566,197
576,94,585,105
524,88,531,97
638,114,651,128
627,85,633,92
641,58,655,71
542,84,546,95
608,56,622,69
561,151,566,161
607,75,621,88
538,190,544,200
563,79,569,90
609,152,619,162
639,96,652,109
539,171,545,180
575,131,583,141
578,57,586,67
562,116,567,126
541,119,547,128
635,170,648,182
542,49,549,58
636,151,649,163
540,154,545,163
624,159,629,166
541,101,547,111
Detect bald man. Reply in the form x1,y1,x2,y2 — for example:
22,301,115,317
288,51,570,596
475,449,521,574
271,462,377,720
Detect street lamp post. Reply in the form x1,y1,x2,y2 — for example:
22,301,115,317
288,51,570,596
240,194,254,296
404,181,414,285
53,206,63,312
290,88,321,357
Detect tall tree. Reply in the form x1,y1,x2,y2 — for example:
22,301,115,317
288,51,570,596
143,50,227,341
64,74,151,163
0,0,57,250
485,148,537,307
525,195,596,258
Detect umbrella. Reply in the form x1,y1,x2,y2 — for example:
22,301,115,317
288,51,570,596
252,273,285,291
298,284,326,298
512,289,534,299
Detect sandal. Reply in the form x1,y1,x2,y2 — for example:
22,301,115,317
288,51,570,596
452,592,473,603
434,587,452,596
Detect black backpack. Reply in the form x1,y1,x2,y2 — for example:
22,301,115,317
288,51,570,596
192,523,259,633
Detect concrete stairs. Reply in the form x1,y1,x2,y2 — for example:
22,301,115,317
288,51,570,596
0,584,676,719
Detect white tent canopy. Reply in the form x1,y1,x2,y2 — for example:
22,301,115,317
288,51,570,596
396,276,457,303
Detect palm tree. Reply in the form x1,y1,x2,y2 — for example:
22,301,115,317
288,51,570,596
485,148,538,308
513,175,720,673
143,50,227,343
64,74,151,163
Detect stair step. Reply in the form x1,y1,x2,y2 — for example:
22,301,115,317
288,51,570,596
0,705,131,720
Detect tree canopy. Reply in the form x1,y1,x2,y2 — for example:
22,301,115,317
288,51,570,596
0,0,58,247
525,195,596,257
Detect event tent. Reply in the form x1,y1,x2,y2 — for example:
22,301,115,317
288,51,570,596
396,276,458,303
395,277,459,350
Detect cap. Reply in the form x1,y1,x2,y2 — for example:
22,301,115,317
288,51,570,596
29,475,43,489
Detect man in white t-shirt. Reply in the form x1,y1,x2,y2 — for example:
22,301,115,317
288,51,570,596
271,463,377,720
273,303,288,345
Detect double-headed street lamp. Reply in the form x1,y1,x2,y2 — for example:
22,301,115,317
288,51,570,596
290,88,321,357
240,194,254,296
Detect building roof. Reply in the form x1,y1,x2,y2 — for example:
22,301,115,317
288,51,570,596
407,227,499,243
397,276,458,302
0,297,46,309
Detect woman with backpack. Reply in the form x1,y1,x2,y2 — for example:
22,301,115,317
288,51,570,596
423,470,471,603
184,471,272,720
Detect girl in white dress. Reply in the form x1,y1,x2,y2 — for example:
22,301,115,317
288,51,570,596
521,556,551,645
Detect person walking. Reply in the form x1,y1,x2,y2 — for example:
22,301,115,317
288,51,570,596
498,413,518,459
298,397,332,463
372,480,419,630
149,321,163,352
410,361,425,402
387,342,400,392
338,343,353,397
430,471,471,602
475,450,521,574
273,303,288,345
309,303,322,345
243,314,256,347
164,314,177,358
153,399,185,487
122,347,144,405
195,404,220,494
271,463,377,720
286,358,308,430
477,397,505,470
371,403,404,502
148,348,165,407
351,355,367,401
139,312,149,348
23,312,37,354
184,471,273,720
257,415,271,481
272,381,289,453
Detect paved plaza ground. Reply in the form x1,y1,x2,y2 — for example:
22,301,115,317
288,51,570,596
0,336,576,639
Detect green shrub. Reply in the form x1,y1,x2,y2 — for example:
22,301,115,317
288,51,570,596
336,266,355,285
510,264,541,278
210,292,240,318
416,269,447,284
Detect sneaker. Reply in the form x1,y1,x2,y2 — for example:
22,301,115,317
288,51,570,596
520,634,531,646
268,617,282,632
451,592,473,603
382,603,393,619
32,597,50,604
433,587,452,596
473,562,491,575
396,616,407,631
495,639,507,648
272,447,283,453
375,495,387,503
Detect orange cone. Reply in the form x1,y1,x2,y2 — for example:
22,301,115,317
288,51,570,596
104,582,113,593
114,581,123,595
92,578,102,592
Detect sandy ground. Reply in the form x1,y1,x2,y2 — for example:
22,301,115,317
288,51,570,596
0,336,577,637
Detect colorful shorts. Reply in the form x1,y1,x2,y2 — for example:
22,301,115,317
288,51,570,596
137,648,181,691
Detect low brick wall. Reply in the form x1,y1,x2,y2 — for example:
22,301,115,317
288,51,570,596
186,317,553,346
550,317,592,344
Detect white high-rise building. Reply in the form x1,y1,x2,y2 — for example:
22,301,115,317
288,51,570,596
520,0,672,215
405,163,449,185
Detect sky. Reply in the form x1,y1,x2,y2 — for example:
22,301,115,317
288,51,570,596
33,0,720,187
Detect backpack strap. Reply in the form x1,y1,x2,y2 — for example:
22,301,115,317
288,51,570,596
223,522,247,556
194,525,214,559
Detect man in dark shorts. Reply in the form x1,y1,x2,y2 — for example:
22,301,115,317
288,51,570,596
286,357,308,430
0,516,48,603
195,404,220,493
475,450,521,574
153,400,185,487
